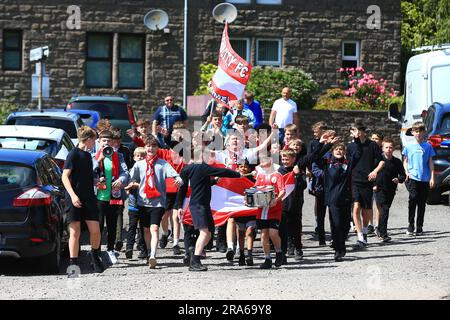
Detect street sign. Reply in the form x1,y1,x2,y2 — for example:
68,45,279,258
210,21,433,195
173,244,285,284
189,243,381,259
30,46,49,62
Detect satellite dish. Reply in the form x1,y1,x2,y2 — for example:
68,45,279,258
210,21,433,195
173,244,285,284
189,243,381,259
144,9,169,31
212,3,237,24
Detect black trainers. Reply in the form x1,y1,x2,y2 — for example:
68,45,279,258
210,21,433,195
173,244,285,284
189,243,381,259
138,250,148,260
415,227,423,236
173,245,182,255
226,248,235,262
288,246,295,256
406,224,415,236
125,249,133,259
282,254,288,265
382,235,392,243
259,258,272,269
367,225,375,235
334,251,343,262
246,256,254,266
189,260,208,271
114,241,123,252
159,231,171,249
295,249,304,260
90,252,104,273
238,254,246,266
352,240,367,251
274,252,283,267
216,242,227,253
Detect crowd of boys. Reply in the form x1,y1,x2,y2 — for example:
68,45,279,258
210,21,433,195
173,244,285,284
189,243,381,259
62,88,435,276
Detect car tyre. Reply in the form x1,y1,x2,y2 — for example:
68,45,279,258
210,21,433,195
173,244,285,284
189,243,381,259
38,232,61,275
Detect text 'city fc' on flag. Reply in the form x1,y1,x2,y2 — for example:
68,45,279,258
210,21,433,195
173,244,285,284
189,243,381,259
208,22,252,108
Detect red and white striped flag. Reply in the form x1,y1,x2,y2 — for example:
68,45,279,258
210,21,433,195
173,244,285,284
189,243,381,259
208,22,252,108
182,171,296,226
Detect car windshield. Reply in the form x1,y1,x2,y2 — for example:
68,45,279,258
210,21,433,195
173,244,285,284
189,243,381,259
12,117,78,138
71,101,128,120
0,138,57,156
0,163,36,190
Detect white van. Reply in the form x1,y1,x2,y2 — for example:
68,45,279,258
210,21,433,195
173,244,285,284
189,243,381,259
389,48,450,148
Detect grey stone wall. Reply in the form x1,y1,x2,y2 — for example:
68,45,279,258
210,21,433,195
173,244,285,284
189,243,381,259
0,0,401,120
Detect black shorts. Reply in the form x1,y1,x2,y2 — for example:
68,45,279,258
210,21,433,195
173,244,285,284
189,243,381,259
352,182,374,209
139,206,166,228
165,193,177,211
66,197,99,223
256,219,280,230
189,204,215,233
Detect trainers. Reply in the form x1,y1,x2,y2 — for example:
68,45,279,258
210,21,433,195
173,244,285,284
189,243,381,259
382,235,392,243
216,242,227,253
295,249,304,260
282,254,288,265
415,227,423,236
274,252,283,267
107,250,118,264
367,225,375,235
114,241,123,252
238,254,246,266
183,255,190,266
352,240,367,251
189,260,208,271
259,258,272,269
173,245,182,255
288,246,295,256
90,252,104,273
138,250,148,260
334,251,344,262
226,248,235,262
159,231,171,249
148,257,157,269
246,256,254,266
125,249,133,259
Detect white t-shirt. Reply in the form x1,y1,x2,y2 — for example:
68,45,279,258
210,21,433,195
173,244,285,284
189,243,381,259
271,98,297,128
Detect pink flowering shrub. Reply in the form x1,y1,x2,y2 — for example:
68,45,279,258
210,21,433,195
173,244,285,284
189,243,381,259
337,67,398,110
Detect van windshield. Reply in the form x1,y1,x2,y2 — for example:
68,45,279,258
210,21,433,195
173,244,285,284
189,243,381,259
71,101,128,120
431,65,450,104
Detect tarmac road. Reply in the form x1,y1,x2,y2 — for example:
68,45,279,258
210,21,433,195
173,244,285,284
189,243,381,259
1,166,450,300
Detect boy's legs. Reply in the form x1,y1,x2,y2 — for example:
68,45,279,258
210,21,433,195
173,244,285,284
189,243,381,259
69,222,81,260
316,193,327,244
278,212,288,255
226,218,236,260
269,227,284,267
172,209,182,249
115,205,124,251
126,210,139,251
407,179,420,232
159,210,172,248
85,220,104,272
105,205,120,252
416,181,430,232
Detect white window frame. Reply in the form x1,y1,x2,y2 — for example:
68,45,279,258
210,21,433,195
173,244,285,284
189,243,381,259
256,38,282,67
229,37,250,62
342,41,360,67
257,0,282,4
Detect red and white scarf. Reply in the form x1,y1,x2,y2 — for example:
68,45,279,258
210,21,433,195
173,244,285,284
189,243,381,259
145,154,161,199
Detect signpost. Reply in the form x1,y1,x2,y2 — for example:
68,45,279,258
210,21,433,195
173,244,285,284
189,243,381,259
30,46,49,110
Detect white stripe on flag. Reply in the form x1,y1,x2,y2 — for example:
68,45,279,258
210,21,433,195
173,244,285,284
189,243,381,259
211,67,246,101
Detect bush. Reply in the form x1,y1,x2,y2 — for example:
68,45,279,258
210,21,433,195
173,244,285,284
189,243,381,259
314,89,365,110
0,99,19,123
194,64,320,111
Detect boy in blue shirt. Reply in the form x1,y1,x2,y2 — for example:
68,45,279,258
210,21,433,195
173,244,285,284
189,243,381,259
402,121,436,236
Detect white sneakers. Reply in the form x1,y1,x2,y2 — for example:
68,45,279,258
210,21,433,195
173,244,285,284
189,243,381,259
107,250,118,264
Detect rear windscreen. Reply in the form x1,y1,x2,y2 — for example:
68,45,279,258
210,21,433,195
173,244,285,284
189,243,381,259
11,118,78,138
0,138,57,155
0,164,36,190
440,114,450,135
71,101,128,120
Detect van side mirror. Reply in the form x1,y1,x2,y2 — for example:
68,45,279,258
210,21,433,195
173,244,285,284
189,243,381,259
389,103,400,122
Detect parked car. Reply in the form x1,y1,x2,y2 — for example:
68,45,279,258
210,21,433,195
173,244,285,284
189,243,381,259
419,102,450,204
0,125,75,168
5,110,84,145
0,148,67,274
45,108,101,129
67,95,137,145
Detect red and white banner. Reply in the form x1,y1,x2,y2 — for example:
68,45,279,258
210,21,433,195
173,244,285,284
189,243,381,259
182,171,296,227
208,22,252,108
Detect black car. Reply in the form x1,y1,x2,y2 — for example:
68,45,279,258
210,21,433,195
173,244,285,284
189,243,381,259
0,149,67,273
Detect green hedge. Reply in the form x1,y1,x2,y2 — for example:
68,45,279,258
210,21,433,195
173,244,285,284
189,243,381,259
194,64,319,111
0,99,19,124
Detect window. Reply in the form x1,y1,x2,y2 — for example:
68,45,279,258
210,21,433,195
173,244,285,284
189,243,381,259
256,0,282,4
119,34,144,89
256,39,282,66
86,33,113,88
2,30,22,70
230,38,250,61
342,41,360,68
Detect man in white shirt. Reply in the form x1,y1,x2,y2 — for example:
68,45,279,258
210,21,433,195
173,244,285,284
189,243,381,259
269,87,299,143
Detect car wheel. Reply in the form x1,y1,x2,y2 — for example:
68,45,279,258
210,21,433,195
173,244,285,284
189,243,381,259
426,189,442,205
38,232,61,275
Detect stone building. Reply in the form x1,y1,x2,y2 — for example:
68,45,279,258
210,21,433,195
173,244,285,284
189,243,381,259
0,0,401,118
